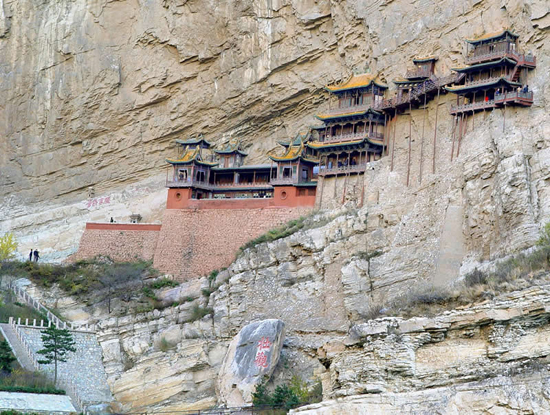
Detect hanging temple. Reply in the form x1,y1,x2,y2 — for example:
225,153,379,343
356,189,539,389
165,29,536,209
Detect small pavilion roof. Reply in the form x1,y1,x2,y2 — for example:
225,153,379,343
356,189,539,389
413,56,438,63
445,77,521,93
315,107,383,121
166,147,218,166
325,73,388,93
465,29,518,45
214,139,248,156
269,138,318,163
451,57,517,73
393,77,425,85
175,137,212,147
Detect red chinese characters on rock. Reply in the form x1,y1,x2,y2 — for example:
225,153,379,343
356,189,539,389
85,196,111,209
254,337,272,369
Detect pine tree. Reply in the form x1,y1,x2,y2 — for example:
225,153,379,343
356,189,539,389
37,327,76,385
0,340,16,372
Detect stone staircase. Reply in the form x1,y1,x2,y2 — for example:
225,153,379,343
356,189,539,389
3,286,113,414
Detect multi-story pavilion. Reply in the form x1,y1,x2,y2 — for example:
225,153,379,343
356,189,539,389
447,29,536,115
307,73,388,176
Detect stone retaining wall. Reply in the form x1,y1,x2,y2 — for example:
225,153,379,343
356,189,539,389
18,327,113,406
153,207,312,280
74,223,161,262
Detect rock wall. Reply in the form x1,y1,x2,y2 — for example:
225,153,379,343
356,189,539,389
153,207,311,280
74,223,161,262
2,0,549,273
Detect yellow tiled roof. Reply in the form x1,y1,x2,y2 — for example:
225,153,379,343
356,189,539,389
269,141,305,161
325,74,387,92
166,147,199,163
413,56,438,62
466,29,518,44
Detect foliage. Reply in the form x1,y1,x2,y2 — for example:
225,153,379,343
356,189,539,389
208,270,219,283
0,233,17,262
158,337,171,352
148,278,178,290
188,305,213,322
37,327,76,385
252,378,322,410
0,368,63,395
0,295,46,325
237,211,330,256
0,259,159,315
0,340,15,373
141,286,157,300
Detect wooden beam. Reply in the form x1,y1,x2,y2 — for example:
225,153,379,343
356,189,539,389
432,88,440,174
407,101,412,187
419,92,427,184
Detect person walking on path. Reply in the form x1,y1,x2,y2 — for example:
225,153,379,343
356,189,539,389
29,249,33,262
33,249,40,263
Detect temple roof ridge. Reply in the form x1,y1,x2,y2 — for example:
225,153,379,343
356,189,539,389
324,73,388,93
465,29,518,45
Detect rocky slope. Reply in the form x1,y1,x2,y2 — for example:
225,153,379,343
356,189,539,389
19,208,550,412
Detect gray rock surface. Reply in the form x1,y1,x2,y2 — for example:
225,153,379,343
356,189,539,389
218,319,285,406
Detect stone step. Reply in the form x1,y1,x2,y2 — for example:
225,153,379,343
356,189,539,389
0,323,36,371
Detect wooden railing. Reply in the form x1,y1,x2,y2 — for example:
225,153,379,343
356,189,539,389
321,131,383,144
495,90,534,102
405,67,432,79
450,100,496,113
319,164,367,175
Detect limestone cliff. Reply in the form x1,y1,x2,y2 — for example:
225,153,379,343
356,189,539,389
1,0,549,267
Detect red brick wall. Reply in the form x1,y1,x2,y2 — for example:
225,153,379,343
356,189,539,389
152,207,312,280
74,224,160,262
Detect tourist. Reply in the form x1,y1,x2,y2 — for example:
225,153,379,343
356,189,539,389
33,249,40,262
110,217,114,223
485,95,489,102
29,249,33,262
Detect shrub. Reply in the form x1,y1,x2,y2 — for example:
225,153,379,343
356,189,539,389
149,278,179,290
208,270,219,283
0,368,63,394
158,337,171,352
188,306,213,322
0,233,17,262
464,268,488,287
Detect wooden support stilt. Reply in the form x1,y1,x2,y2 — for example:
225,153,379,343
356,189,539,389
432,88,440,174
317,176,325,209
419,92,427,184
451,116,457,162
383,114,388,155
407,102,412,187
342,171,349,204
391,111,398,171
503,99,506,133
457,113,465,158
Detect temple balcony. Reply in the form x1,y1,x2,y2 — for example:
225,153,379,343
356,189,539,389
321,131,384,144
166,178,272,190
405,67,432,79
270,177,298,186
450,100,496,115
318,164,367,176
466,46,536,67
450,91,533,115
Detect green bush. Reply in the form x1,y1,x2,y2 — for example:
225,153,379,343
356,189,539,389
252,378,322,410
149,278,179,290
0,368,63,395
188,306,213,322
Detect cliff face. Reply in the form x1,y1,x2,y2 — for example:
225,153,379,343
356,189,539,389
1,0,549,263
